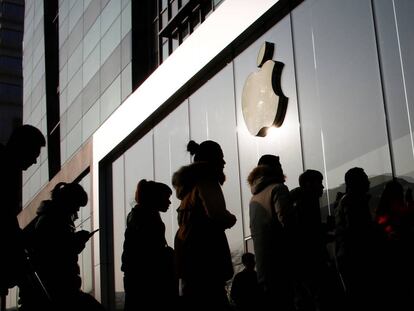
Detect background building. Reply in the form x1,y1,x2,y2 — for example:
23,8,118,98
0,0,24,145
8,0,414,310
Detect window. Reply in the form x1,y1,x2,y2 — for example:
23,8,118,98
131,0,226,89
157,0,220,63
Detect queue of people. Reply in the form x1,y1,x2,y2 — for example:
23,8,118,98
1,125,414,311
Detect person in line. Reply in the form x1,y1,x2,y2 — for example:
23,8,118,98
289,170,332,311
31,182,104,311
248,154,294,311
230,252,262,311
121,179,176,310
375,180,414,311
173,140,236,311
334,167,383,310
0,125,45,307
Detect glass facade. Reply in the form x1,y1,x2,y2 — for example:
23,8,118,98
19,0,414,310
108,1,414,309
22,0,133,206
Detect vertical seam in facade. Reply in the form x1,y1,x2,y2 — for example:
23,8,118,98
370,0,396,177
392,0,414,162
187,98,191,139
320,130,331,214
152,130,156,179
231,59,247,249
309,5,330,206
289,8,305,173
122,155,127,228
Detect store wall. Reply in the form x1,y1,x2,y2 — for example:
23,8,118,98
292,0,394,213
373,0,414,181
108,1,414,305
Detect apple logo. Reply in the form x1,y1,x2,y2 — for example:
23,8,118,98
242,41,288,137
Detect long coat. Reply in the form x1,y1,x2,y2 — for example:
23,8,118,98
173,162,235,288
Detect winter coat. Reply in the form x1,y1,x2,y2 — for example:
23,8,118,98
289,187,328,273
121,204,176,310
173,162,235,283
0,145,27,293
32,200,87,299
248,165,292,287
335,193,377,267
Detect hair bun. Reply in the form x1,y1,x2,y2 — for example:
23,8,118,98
187,140,199,156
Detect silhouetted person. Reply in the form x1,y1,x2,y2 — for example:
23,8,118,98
0,125,45,306
289,170,333,311
375,180,414,311
376,180,412,241
173,140,236,311
121,179,176,310
30,182,104,311
230,252,262,311
334,167,383,310
248,154,294,311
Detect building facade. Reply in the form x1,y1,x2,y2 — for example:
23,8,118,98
0,0,24,145
10,0,414,310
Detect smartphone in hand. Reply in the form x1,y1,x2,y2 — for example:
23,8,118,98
88,228,100,238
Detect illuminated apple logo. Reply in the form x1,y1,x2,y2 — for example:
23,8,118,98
242,42,288,137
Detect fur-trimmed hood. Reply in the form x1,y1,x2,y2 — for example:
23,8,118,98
172,162,221,200
247,165,284,195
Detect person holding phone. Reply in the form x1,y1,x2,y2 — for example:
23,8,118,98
29,182,104,311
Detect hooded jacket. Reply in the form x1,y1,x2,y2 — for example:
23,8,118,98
248,165,291,286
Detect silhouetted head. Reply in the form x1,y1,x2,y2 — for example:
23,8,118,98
257,154,285,183
241,252,256,271
51,182,88,217
377,179,404,215
345,167,370,194
135,179,172,212
6,125,46,170
258,154,280,169
187,140,226,184
299,169,324,198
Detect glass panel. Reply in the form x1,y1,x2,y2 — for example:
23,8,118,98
112,156,126,297
161,37,169,62
83,16,100,61
112,133,154,309
213,0,224,9
190,9,200,32
160,8,168,29
154,102,190,246
100,76,121,122
201,1,212,20
101,16,121,65
161,0,168,10
180,19,189,43
101,0,122,36
292,0,392,213
373,0,414,181
170,0,179,18
189,63,244,253
234,15,303,236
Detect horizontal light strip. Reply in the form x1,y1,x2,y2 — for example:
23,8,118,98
93,0,280,162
